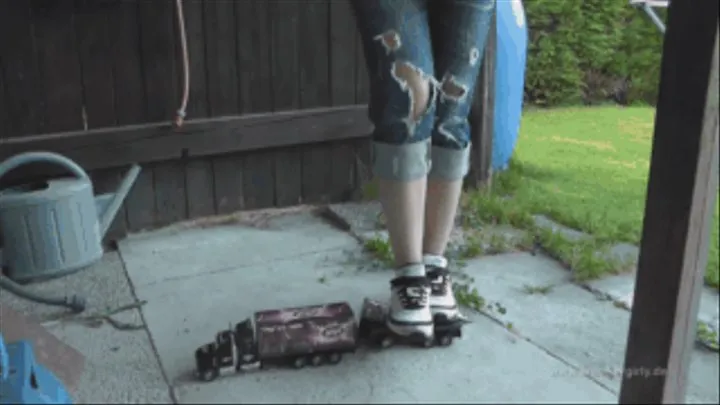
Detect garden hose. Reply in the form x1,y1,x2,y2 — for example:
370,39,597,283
0,275,86,313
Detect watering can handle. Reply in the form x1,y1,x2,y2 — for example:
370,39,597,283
0,152,90,182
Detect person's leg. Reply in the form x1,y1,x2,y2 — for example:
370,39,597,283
350,0,436,338
424,0,495,319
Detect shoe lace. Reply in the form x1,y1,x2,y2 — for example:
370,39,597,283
391,276,429,309
427,266,451,295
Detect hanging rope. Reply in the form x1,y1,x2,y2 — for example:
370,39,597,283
174,0,191,129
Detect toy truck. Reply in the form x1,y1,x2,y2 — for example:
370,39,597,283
195,302,358,381
357,298,466,348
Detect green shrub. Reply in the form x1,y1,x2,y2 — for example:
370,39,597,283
522,0,665,106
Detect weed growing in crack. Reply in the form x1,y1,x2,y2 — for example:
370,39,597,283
363,236,394,266
697,321,719,351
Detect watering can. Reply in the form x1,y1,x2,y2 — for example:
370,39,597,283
0,152,140,284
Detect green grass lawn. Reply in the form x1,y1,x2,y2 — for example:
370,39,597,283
502,105,719,289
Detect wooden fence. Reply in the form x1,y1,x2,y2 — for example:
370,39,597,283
0,0,496,242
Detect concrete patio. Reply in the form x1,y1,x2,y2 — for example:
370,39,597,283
1,206,718,404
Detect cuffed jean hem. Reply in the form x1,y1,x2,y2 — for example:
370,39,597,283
427,143,471,181
372,139,432,182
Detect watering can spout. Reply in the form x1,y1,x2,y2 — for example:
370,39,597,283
96,164,141,238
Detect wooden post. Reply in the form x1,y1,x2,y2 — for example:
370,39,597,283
467,10,497,189
618,0,719,402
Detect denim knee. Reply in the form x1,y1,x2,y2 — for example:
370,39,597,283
352,0,437,182
369,57,438,182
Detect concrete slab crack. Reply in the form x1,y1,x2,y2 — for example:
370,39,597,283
117,247,180,405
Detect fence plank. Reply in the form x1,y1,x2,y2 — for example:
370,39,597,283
125,168,156,231
0,2,41,137
204,0,239,116
243,151,276,210
236,0,272,113
0,62,7,137
182,0,209,119
75,4,117,129
213,154,245,215
185,159,216,219
298,0,330,109
90,167,129,243
269,0,300,111
138,0,177,123
330,0,358,106
110,0,146,126
330,142,356,202
355,33,371,105
153,160,188,226
274,147,303,207
31,1,84,133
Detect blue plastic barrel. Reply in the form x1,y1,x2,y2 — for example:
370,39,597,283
492,0,528,172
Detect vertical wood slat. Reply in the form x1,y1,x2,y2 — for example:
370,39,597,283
274,148,303,207
243,151,275,210
269,0,300,112
213,154,244,215
618,2,719,402
110,0,146,126
125,167,155,231
138,0,177,123
355,33,371,105
31,0,84,134
204,0,238,117
330,0,358,107
0,1,41,138
74,1,117,129
0,60,7,138
236,0,272,114
182,0,209,120
185,159,216,219
90,167,129,244
110,0,152,229
153,160,188,227
298,1,332,204
467,11,496,188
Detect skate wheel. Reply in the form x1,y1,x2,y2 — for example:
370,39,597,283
380,335,395,348
327,353,343,365
292,357,307,369
422,338,434,348
437,334,453,347
310,355,324,366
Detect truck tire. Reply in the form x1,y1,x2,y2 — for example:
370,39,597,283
310,354,324,366
380,335,395,348
326,353,343,365
292,356,307,369
437,334,453,347
198,367,219,382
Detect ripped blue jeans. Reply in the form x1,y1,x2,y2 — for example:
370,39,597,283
351,0,495,181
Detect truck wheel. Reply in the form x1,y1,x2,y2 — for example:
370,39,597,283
437,334,453,347
326,353,343,365
292,357,307,369
198,368,219,382
310,355,324,367
380,335,395,349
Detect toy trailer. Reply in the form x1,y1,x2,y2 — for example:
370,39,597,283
195,302,357,381
357,298,465,348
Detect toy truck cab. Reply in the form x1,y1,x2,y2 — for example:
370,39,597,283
195,319,259,382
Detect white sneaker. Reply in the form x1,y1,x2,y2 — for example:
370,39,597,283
423,255,463,321
386,264,434,339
